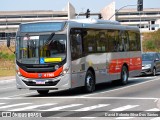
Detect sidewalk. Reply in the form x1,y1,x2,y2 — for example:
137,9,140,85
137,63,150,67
0,76,15,80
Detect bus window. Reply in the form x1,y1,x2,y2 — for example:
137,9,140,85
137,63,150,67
96,31,108,52
83,30,96,53
128,31,138,51
108,30,119,52
119,31,129,52
70,29,83,60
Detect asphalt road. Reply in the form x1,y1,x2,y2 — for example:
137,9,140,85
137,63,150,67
0,75,160,120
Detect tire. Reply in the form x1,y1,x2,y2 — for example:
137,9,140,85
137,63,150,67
37,90,49,95
152,67,156,76
119,65,128,85
84,70,95,93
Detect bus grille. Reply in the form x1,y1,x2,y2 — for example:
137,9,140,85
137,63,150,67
23,80,60,86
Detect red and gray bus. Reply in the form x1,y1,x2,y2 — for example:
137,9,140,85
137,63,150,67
8,19,142,94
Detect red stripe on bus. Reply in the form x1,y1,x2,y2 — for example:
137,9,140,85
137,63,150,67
19,67,63,78
108,57,142,74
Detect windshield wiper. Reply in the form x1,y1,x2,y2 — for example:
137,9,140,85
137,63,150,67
44,32,55,45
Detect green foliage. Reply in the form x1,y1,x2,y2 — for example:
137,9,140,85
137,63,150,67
142,30,160,52
143,40,155,51
0,52,15,60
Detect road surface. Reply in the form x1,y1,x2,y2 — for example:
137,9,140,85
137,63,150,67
0,75,160,120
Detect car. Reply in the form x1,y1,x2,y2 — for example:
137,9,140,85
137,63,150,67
141,52,160,76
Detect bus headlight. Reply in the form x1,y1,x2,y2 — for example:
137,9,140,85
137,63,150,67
16,65,21,76
61,67,69,75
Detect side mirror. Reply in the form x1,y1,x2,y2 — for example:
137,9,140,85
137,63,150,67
7,35,11,47
155,58,159,61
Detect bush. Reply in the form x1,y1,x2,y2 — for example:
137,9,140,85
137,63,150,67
142,30,160,52
0,52,15,60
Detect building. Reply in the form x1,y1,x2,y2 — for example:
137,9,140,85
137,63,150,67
116,8,160,32
0,2,160,40
0,2,75,40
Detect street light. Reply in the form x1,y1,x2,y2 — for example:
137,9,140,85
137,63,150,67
108,4,137,20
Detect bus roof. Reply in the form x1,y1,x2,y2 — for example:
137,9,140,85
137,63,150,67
69,18,120,25
19,18,139,32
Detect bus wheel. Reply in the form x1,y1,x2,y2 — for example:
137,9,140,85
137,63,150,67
37,90,49,95
84,70,95,93
119,65,128,85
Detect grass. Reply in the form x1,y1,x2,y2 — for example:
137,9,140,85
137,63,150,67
0,69,15,77
0,41,15,77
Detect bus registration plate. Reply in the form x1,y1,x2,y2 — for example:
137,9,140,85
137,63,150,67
36,80,45,85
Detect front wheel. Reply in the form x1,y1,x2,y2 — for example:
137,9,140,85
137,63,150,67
37,90,49,95
84,71,95,93
119,65,128,85
152,68,156,76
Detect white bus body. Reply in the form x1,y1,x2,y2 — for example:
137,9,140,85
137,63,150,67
15,19,142,94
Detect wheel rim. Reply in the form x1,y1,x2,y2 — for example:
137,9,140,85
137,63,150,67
122,68,127,82
86,75,93,89
153,69,156,76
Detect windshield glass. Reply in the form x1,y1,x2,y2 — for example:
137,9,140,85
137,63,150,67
16,34,66,64
142,54,154,61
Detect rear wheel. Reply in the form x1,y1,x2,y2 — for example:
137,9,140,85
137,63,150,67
84,70,95,93
119,65,128,85
37,90,49,95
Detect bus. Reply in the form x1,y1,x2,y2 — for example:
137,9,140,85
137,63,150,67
8,18,142,94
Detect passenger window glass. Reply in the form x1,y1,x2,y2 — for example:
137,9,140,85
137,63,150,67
108,30,119,52
83,30,96,53
70,29,82,60
128,31,137,51
96,31,107,52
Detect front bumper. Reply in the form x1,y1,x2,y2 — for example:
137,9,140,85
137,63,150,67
16,73,71,91
141,68,152,75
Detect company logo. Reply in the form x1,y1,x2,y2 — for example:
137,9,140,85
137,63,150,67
38,73,43,78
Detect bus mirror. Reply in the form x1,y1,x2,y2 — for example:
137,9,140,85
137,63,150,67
7,35,11,47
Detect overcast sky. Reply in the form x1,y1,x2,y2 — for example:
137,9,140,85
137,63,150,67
1,0,160,12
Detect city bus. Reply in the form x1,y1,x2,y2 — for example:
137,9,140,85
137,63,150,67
7,18,142,94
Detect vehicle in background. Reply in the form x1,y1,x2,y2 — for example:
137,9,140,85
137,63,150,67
141,52,160,76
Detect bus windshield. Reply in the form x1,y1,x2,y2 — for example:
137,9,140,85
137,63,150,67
16,34,66,64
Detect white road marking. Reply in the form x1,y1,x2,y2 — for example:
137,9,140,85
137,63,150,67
83,77,160,97
151,117,160,120
146,108,160,111
0,103,32,109
43,104,82,111
110,105,139,111
9,103,56,111
0,96,158,100
75,104,109,111
0,103,5,105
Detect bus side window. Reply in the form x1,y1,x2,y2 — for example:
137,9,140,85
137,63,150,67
96,31,107,52
128,31,137,51
124,31,129,51
83,30,96,53
70,29,82,60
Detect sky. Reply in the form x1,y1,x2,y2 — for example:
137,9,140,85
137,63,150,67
0,0,160,13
